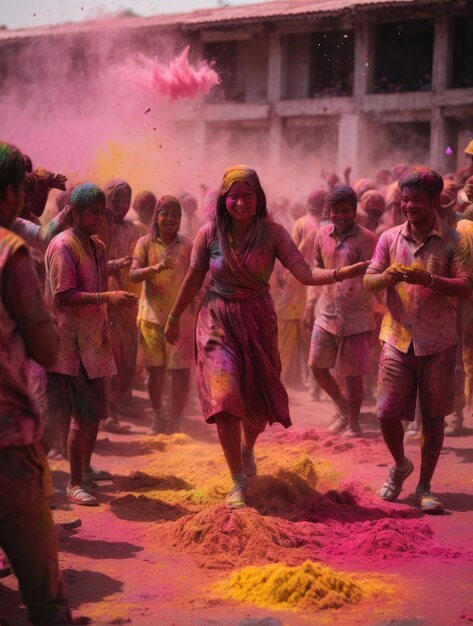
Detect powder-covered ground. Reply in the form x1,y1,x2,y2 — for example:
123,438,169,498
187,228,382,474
2,387,473,625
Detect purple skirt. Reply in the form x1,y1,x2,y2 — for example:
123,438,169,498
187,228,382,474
195,291,292,430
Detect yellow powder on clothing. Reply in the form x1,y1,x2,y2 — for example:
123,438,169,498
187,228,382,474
214,560,391,610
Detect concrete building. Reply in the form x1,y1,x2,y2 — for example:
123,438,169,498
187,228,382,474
0,0,472,178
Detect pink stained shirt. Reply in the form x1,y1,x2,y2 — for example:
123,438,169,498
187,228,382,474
312,223,377,337
45,229,117,379
134,233,194,327
190,219,305,300
0,227,50,449
366,218,473,356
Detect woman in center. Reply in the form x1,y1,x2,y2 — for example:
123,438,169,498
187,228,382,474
164,165,368,508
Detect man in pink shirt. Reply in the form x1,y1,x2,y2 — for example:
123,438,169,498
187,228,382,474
305,185,376,436
0,141,78,626
364,167,472,513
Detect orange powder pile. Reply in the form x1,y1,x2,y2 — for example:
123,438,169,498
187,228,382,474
165,504,323,569
214,559,391,610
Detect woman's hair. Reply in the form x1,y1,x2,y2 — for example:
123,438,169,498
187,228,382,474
0,141,25,197
398,167,444,199
150,194,181,239
215,165,267,240
70,183,106,213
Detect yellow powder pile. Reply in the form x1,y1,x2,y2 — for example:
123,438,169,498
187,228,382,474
215,560,391,610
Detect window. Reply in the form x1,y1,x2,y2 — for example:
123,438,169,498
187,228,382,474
451,14,473,88
373,20,434,93
309,31,354,97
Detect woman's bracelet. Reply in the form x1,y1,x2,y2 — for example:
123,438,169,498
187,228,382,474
168,313,180,324
427,273,435,288
96,292,101,305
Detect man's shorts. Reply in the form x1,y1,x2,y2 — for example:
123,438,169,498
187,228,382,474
46,362,108,431
377,342,456,421
308,325,372,377
139,320,193,370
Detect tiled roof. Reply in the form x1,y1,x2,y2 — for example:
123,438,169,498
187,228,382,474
0,0,448,40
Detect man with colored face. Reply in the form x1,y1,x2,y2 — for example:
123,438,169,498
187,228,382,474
100,180,141,430
305,185,376,437
0,140,80,626
364,167,473,513
45,183,138,505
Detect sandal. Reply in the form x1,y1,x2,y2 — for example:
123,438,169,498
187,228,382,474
66,485,99,507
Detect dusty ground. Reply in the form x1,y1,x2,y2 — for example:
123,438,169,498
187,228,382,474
2,386,473,626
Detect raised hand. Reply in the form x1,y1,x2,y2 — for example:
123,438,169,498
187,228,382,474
338,260,370,280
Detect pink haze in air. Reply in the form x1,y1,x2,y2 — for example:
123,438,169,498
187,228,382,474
115,46,220,101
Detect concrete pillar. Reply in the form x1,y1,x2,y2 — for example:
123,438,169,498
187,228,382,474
269,115,283,170
267,30,282,102
430,108,451,173
337,113,368,179
267,31,283,169
353,19,375,104
431,15,453,172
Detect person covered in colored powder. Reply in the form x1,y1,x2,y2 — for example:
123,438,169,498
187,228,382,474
100,180,141,431
130,195,195,435
164,165,369,509
0,141,81,626
364,166,472,513
305,185,377,437
45,183,138,506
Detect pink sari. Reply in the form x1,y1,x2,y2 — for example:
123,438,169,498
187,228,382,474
190,218,306,430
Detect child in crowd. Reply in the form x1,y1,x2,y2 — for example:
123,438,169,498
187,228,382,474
130,195,194,435
100,180,141,430
45,183,138,505
305,185,377,436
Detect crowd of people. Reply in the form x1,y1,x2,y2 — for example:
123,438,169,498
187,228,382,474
1,136,473,625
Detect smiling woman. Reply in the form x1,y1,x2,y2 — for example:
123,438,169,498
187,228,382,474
163,164,370,509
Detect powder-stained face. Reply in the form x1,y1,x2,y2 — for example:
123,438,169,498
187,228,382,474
109,185,131,222
225,181,257,229
73,201,106,236
330,201,356,235
157,203,181,237
400,187,437,228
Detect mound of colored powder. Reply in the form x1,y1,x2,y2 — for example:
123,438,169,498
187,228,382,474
320,518,463,565
166,505,323,569
114,471,192,492
110,494,188,522
214,560,391,610
113,46,220,101
289,482,415,525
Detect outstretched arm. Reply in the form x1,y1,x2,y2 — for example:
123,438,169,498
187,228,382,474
164,267,207,345
289,259,370,286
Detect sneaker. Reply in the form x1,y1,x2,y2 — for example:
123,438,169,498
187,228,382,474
341,422,362,438
415,486,444,514
379,458,414,501
327,413,348,435
226,484,247,509
241,447,257,477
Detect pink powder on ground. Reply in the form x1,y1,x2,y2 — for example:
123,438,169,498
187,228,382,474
114,46,220,101
320,518,463,565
